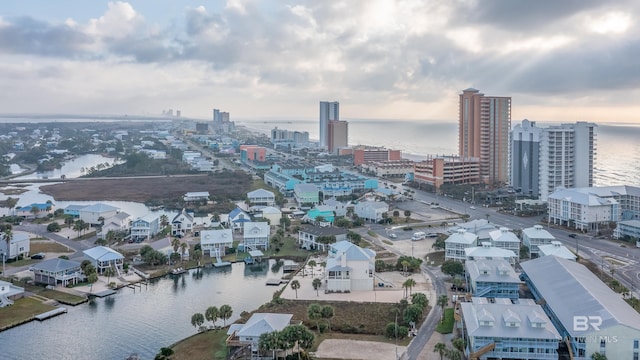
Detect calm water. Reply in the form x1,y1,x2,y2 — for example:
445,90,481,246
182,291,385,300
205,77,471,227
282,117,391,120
240,119,640,187
14,154,119,180
0,261,288,360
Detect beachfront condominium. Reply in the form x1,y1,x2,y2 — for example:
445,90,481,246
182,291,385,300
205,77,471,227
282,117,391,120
327,120,348,154
511,120,596,200
459,88,511,186
319,101,339,149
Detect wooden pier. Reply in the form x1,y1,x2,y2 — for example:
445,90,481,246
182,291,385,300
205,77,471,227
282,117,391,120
35,307,67,321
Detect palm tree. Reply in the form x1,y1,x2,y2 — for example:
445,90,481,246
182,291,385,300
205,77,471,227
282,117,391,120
5,197,17,216
404,210,411,223
446,349,462,360
312,278,322,296
159,214,169,228
191,312,205,330
180,242,188,263
205,306,219,329
452,338,465,353
219,304,233,327
307,260,316,276
192,249,203,267
591,353,607,360
30,206,40,219
307,303,322,331
104,267,116,284
437,295,448,321
290,279,301,299
259,330,281,359
401,260,410,276
171,238,180,257
87,272,98,293
433,342,447,360
64,215,75,228
402,278,417,298
321,305,334,331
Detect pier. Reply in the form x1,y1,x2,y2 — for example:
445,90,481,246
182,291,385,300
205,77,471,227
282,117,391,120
35,307,67,321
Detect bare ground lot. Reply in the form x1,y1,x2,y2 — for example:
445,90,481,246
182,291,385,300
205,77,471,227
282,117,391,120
39,173,251,203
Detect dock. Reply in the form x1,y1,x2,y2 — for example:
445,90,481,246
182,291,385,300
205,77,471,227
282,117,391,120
213,261,232,268
282,264,299,273
266,278,288,286
92,289,117,298
35,307,67,321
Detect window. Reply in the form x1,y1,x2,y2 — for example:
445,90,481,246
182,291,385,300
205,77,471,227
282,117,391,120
635,340,639,349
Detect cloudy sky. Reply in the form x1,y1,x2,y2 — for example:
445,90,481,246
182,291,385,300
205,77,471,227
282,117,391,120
1,0,639,123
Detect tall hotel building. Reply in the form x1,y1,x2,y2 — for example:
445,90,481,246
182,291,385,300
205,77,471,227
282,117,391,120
511,120,596,200
319,101,339,149
327,120,348,154
459,88,511,185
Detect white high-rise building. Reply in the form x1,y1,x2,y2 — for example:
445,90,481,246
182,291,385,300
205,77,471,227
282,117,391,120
319,101,339,149
510,120,596,200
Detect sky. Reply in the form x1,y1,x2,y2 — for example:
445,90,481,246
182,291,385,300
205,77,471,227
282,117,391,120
1,0,640,123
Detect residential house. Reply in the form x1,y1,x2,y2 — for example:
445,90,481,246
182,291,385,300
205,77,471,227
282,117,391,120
450,219,497,243
16,203,54,218
149,237,190,260
247,189,276,206
83,246,124,274
522,224,555,258
521,255,640,359
63,204,86,218
465,242,518,265
130,214,159,241
323,199,349,217
537,241,577,261
78,203,119,225
325,240,376,292
458,297,561,360
99,212,131,239
298,225,348,251
294,183,320,206
226,313,296,358
228,207,252,232
304,205,335,224
465,259,521,300
243,222,270,251
256,206,282,226
183,192,210,202
201,229,234,258
488,228,520,261
30,258,83,286
354,201,389,223
0,231,30,260
171,208,195,237
0,280,24,307
445,229,478,262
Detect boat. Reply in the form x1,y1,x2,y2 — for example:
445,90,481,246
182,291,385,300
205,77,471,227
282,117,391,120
171,267,187,275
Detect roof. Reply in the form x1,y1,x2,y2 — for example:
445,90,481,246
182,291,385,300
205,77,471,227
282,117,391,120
64,204,87,211
466,259,520,284
30,258,81,272
260,206,281,214
453,219,497,234
548,187,619,206
465,244,516,259
294,183,319,192
83,246,124,262
521,255,640,335
356,201,389,210
18,203,52,211
184,191,210,197
489,228,520,243
330,240,375,261
172,208,194,222
79,203,118,213
200,229,233,245
243,222,269,236
522,225,555,240
446,229,478,245
461,297,560,340
248,188,275,198
537,242,576,260
111,212,131,221
236,313,293,338
300,225,347,237
229,207,250,220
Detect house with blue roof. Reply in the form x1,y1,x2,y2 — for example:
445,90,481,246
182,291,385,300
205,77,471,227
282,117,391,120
226,313,296,357
64,204,87,218
83,246,124,274
78,203,119,225
228,207,252,232
304,205,335,224
16,203,54,218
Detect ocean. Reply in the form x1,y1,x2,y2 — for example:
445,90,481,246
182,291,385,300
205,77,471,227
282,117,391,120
237,118,640,187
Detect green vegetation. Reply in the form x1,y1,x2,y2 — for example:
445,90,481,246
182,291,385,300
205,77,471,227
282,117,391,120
30,240,72,254
441,260,464,277
0,297,57,330
435,308,455,334
171,329,229,360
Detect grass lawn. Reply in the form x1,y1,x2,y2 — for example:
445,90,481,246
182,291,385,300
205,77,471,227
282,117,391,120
0,297,57,330
435,308,454,334
39,289,87,305
5,257,38,269
171,329,229,360
30,240,72,253
425,251,445,267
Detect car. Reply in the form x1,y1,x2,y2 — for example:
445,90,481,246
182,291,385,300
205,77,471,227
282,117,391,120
389,233,397,239
469,206,476,210
30,253,46,260
568,233,577,238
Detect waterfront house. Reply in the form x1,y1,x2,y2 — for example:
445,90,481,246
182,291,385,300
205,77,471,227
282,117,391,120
537,241,577,261
226,313,295,358
465,259,521,300
171,208,194,237
488,227,520,261
98,212,132,239
325,240,376,292
30,258,83,287
130,214,159,241
298,225,348,251
200,229,233,258
150,237,190,260
0,231,30,260
465,242,518,265
78,203,119,225
16,203,54,218
353,200,389,223
458,297,561,360
83,246,124,274
0,280,24,307
522,224,555,258
183,191,210,202
228,207,252,232
445,229,478,262
242,222,270,251
247,188,276,207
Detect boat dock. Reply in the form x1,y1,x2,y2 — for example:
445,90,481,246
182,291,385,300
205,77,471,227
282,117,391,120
266,278,288,286
35,307,67,321
92,289,117,298
282,264,299,273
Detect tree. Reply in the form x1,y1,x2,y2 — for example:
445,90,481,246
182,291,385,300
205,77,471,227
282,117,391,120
191,312,205,330
452,338,465,353
346,231,361,243
403,304,423,324
30,205,40,218
154,347,174,360
5,197,17,215
437,295,448,320
73,220,87,237
64,215,75,228
591,353,607,360
205,306,219,329
307,303,322,330
307,260,316,276
434,342,447,360
171,238,180,257
312,278,322,296
47,222,61,232
279,216,291,231
404,210,411,222
180,242,188,263
280,324,314,360
159,215,169,227
446,349,462,360
321,305,334,331
401,260,410,276
104,267,116,284
432,236,445,250
219,304,232,326
393,210,400,218
87,272,98,293
411,292,428,309
402,278,417,298
290,279,301,299
259,330,282,359
192,249,202,267
441,260,464,277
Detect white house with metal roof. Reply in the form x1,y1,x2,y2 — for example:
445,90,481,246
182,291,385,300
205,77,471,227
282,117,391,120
458,297,561,360
243,222,270,251
130,214,159,241
0,279,24,307
256,206,282,226
354,200,389,223
521,255,640,359
171,208,194,237
200,229,234,258
488,227,520,261
247,188,276,206
226,313,295,358
293,183,320,205
183,191,210,202
445,229,478,262
522,224,555,258
30,258,83,286
325,240,376,292
547,186,627,232
537,241,576,261
83,246,124,274
297,225,348,251
465,259,521,300
78,203,119,225
0,231,30,260
450,219,497,243
465,242,518,265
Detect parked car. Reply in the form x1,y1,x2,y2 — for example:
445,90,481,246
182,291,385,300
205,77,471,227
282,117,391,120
389,233,397,239
568,233,577,238
31,253,46,260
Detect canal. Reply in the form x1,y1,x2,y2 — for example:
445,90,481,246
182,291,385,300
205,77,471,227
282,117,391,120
0,260,288,360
